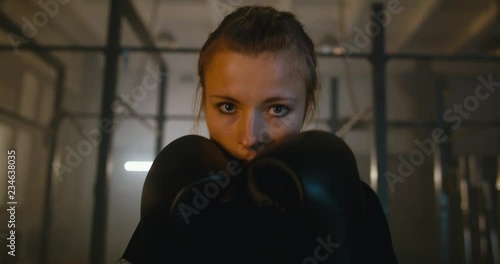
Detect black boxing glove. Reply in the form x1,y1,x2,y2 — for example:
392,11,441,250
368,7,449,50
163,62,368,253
122,135,251,263
246,130,368,264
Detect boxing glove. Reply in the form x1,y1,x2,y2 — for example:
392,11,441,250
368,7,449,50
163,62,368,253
246,130,368,264
122,135,253,263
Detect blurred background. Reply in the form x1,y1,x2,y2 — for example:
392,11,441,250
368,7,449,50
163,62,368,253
0,0,499,263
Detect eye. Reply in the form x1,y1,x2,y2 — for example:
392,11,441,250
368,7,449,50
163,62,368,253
217,102,236,114
269,105,289,117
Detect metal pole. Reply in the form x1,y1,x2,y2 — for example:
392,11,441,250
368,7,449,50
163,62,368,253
370,3,389,215
89,0,121,263
120,0,168,155
2,43,500,62
0,107,48,131
458,155,473,264
388,53,500,62
0,45,105,52
435,79,450,264
121,0,167,69
0,11,64,67
40,69,65,264
0,9,68,264
466,156,480,263
156,66,168,154
330,78,339,132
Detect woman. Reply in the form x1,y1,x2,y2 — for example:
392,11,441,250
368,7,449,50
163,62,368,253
122,5,398,264
194,5,317,162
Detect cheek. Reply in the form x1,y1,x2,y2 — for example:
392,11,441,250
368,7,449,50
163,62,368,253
205,110,221,135
205,109,233,139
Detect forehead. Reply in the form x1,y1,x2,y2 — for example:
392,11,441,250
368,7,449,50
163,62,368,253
204,51,305,97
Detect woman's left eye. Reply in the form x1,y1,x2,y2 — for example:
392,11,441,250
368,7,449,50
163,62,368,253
269,105,289,117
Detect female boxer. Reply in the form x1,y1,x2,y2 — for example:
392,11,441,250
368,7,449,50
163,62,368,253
192,5,318,162
122,5,398,264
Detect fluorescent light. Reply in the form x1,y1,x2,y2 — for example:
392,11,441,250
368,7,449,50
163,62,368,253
124,161,152,172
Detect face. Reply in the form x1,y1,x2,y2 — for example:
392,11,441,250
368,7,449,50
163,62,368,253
204,51,307,162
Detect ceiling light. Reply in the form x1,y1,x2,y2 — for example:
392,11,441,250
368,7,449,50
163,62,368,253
124,161,152,172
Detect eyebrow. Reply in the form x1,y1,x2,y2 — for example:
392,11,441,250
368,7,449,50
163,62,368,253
209,95,298,104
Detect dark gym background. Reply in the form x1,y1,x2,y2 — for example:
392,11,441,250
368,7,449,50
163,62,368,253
0,0,499,263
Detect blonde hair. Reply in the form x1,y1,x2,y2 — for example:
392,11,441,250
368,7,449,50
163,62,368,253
192,5,319,133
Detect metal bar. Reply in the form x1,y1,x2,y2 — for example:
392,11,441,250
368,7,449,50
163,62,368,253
435,79,450,264
40,70,65,264
156,65,168,154
122,46,213,54
121,0,169,145
480,180,500,264
330,78,339,131
114,97,161,135
63,111,197,121
387,120,500,128
484,158,500,263
467,156,481,263
0,9,68,264
370,3,389,215
0,45,105,52
447,122,500,143
0,11,64,68
2,41,500,62
335,105,372,138
0,45,200,54
385,120,437,128
89,0,121,262
389,53,500,62
0,44,370,57
459,155,473,264
121,0,167,69
0,107,48,131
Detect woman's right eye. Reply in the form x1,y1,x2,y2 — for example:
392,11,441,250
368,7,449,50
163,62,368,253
217,103,236,114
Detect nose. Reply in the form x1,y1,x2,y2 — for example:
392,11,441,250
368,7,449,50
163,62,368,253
239,110,266,150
